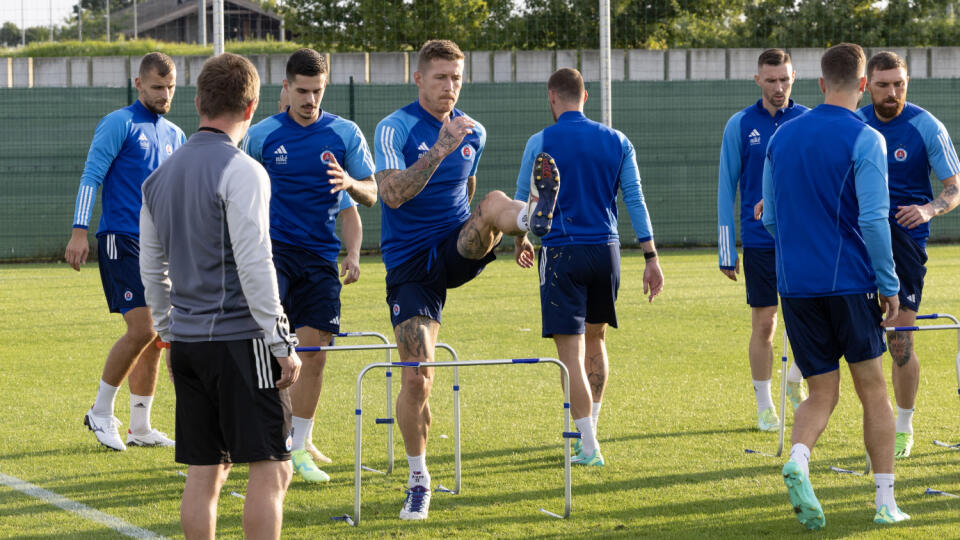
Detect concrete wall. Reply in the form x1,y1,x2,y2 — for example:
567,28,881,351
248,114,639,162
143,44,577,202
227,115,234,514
7,47,960,87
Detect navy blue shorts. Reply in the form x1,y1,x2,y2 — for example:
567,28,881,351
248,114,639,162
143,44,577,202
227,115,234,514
781,293,886,378
97,233,146,314
385,222,497,327
538,243,620,337
272,241,342,334
890,223,927,313
743,247,778,308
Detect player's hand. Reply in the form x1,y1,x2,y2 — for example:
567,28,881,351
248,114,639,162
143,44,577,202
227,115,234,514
879,293,900,327
895,204,934,229
435,115,474,156
326,155,354,194
341,252,360,284
643,257,664,302
65,228,89,271
720,259,739,281
753,200,764,220
275,351,302,390
514,234,535,268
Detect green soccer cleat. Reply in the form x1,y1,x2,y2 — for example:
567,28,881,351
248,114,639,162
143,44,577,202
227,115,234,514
787,381,807,410
782,460,825,530
874,504,910,524
758,407,780,432
571,434,581,455
292,449,330,483
571,447,604,467
894,432,913,458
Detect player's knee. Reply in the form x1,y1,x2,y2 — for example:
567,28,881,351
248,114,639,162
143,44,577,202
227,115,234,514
127,326,157,349
402,371,433,402
888,332,914,367
585,324,607,342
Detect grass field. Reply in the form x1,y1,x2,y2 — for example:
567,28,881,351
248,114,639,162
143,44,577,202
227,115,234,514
1,247,960,538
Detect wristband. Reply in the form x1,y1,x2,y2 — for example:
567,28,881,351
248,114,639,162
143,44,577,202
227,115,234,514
643,251,657,260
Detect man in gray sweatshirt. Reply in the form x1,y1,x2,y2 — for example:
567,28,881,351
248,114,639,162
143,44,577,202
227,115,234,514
139,53,301,540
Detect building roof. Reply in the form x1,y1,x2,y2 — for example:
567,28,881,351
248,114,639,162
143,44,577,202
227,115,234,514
114,0,280,34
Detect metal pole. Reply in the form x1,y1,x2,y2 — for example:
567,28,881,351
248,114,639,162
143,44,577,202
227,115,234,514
106,0,110,42
598,0,612,127
21,0,26,46
213,0,224,55
133,0,138,39
198,0,206,45
49,0,54,41
278,0,284,42
78,4,82,40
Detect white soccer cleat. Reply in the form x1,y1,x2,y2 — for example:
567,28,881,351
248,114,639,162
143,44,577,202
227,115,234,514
399,485,431,520
84,409,126,451
126,429,175,447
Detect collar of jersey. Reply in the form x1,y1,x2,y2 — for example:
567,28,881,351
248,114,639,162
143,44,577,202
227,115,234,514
278,109,330,130
557,110,587,123
753,98,797,119
815,103,860,119
130,99,161,122
410,100,463,128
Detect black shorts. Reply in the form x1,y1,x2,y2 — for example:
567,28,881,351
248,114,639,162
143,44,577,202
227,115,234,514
782,293,886,378
273,241,342,333
890,223,928,313
97,233,147,314
171,339,293,465
743,247,778,308
385,222,497,327
538,243,620,337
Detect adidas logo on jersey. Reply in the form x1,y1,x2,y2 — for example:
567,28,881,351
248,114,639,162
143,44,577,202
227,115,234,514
748,129,761,146
417,141,430,158
274,145,288,165
138,132,150,150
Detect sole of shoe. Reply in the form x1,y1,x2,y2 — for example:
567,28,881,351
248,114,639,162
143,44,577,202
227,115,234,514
530,153,560,237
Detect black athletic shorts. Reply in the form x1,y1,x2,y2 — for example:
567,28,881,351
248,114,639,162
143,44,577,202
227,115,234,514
171,339,293,465
890,222,928,313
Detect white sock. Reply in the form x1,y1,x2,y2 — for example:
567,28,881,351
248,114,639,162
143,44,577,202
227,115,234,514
407,454,430,488
591,402,602,436
789,443,811,478
874,473,896,510
754,379,774,414
787,362,804,383
516,208,530,232
92,380,119,417
896,407,914,434
574,416,599,456
129,393,154,435
290,416,312,452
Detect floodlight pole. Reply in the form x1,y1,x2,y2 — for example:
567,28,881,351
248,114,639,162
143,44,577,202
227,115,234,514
106,0,111,42
599,0,612,127
212,0,224,55
133,0,138,38
21,0,26,46
49,0,54,41
278,0,284,42
198,0,206,45
78,4,82,40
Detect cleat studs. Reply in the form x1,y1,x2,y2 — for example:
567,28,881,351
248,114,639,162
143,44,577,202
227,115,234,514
537,211,543,217
547,213,553,218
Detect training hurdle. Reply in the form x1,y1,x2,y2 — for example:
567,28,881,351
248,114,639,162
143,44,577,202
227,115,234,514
295,341,461,476
348,356,574,526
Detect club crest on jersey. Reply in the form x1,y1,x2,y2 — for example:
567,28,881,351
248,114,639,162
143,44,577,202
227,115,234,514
392,303,400,316
894,148,908,162
748,129,761,146
460,145,474,160
165,143,173,155
321,150,335,165
124,290,133,302
285,433,293,451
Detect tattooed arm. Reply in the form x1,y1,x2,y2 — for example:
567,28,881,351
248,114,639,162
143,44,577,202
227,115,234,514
895,175,960,229
377,115,475,209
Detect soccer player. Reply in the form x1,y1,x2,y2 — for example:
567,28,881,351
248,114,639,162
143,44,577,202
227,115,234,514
762,43,907,529
243,48,377,483
513,68,664,466
857,51,960,459
718,48,809,432
66,52,185,451
373,39,552,520
140,52,301,540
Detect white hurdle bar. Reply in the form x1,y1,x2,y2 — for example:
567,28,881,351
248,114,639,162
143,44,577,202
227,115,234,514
886,313,960,409
296,333,457,475
350,357,573,526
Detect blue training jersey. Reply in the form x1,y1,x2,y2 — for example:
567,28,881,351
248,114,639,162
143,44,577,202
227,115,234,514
762,104,898,298
857,102,960,247
73,99,186,238
242,110,371,261
374,101,486,269
513,111,653,246
717,99,809,268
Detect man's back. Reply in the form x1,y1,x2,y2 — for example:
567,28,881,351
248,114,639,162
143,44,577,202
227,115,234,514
763,104,890,297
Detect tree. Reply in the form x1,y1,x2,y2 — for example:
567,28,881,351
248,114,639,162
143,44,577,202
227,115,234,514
0,22,22,46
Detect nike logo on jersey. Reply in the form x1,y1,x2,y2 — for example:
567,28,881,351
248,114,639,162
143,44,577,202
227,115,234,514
748,129,761,146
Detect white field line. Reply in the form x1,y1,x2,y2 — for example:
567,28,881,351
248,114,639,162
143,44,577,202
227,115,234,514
0,472,168,539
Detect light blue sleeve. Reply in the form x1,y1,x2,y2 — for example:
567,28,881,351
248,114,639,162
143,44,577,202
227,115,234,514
761,151,776,239
911,111,960,181
333,119,376,180
338,191,358,212
374,114,410,173
73,109,131,228
513,132,543,201
854,127,899,297
617,132,654,242
469,120,486,177
717,112,744,269
241,116,282,164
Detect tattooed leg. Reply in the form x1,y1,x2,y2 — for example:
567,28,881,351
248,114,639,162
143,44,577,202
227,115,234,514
395,316,439,456
888,307,919,410
457,190,526,260
585,323,609,403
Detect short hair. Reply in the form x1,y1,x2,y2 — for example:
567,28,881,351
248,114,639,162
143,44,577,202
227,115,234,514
758,48,791,68
417,40,464,71
548,68,585,103
867,51,908,80
196,53,260,119
286,48,327,81
139,52,175,78
820,43,866,90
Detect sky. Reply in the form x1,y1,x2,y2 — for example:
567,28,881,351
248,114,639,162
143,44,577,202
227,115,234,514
0,0,78,30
